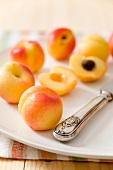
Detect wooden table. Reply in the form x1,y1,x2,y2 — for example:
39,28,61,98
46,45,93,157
0,0,113,169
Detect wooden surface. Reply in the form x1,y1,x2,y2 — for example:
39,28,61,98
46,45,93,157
0,159,113,170
0,0,113,169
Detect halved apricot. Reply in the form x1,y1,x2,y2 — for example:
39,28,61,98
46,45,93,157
69,54,107,82
38,66,77,96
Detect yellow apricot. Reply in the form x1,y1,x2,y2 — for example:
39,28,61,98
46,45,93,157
38,66,77,96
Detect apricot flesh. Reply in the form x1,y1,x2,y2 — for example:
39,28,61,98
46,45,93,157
69,54,107,82
38,66,77,96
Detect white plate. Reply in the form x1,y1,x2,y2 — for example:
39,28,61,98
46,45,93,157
0,49,113,159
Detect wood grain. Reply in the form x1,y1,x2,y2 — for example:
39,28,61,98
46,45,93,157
0,158,113,170
0,158,24,170
23,160,113,170
0,159,113,170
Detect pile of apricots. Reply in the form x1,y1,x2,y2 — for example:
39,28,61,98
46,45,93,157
0,27,113,131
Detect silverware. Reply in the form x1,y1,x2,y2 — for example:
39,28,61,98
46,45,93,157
53,80,113,141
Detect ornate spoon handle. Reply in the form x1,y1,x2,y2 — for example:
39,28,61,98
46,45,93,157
53,90,113,141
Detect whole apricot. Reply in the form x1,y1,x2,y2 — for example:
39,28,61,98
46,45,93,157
18,86,63,130
77,34,109,61
10,40,45,73
0,62,35,103
46,28,76,60
108,33,113,57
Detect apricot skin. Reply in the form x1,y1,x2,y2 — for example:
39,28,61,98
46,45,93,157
18,86,63,130
109,33,113,56
0,62,35,104
10,40,45,73
46,28,76,60
77,34,109,61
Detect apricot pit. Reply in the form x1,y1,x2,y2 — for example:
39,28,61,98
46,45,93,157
82,59,95,71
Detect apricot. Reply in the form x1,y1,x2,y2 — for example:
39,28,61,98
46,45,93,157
69,54,107,82
18,86,63,131
10,40,45,73
0,62,35,103
77,34,109,61
46,28,76,60
108,33,113,57
38,66,77,96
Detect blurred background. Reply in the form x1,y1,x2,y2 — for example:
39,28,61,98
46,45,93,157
0,0,113,32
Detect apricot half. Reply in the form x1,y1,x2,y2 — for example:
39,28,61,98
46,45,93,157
38,66,77,96
69,55,107,82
